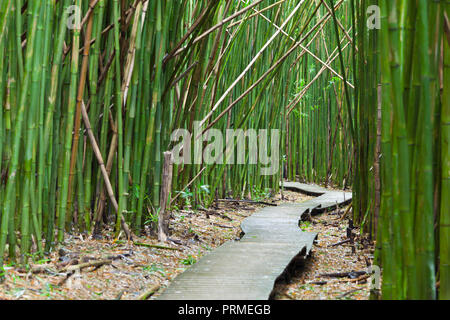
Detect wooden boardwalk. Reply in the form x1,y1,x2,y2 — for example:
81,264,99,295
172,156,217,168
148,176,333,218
157,182,352,300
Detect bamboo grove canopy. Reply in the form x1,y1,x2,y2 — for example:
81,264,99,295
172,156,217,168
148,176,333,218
0,0,448,300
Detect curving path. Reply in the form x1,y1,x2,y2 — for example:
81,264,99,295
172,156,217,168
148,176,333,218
157,182,352,300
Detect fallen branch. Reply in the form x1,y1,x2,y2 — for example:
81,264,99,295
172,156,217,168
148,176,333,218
280,292,295,300
106,253,133,261
212,223,234,229
133,242,180,251
56,259,113,286
338,203,352,222
337,288,362,299
167,238,183,246
61,259,112,272
17,264,56,275
198,208,233,221
339,274,370,283
215,213,233,221
138,284,161,300
328,239,351,247
234,212,251,218
217,199,277,207
320,271,367,279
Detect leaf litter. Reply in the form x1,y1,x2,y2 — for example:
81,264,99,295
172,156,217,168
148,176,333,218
273,196,376,300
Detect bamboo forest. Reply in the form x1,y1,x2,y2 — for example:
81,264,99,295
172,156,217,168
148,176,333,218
0,0,448,302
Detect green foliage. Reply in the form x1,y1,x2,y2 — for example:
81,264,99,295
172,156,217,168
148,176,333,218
143,263,166,277
179,189,194,207
40,282,54,298
252,187,271,201
178,185,211,208
300,221,311,231
180,255,197,265
144,208,159,226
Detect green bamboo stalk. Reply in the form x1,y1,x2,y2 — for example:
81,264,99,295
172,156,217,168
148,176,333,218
0,0,40,266
414,0,437,300
388,0,416,299
112,0,125,237
57,0,81,243
439,2,449,300
378,0,395,299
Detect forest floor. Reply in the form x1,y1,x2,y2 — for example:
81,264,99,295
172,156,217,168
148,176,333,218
0,193,279,300
0,187,374,300
273,200,375,300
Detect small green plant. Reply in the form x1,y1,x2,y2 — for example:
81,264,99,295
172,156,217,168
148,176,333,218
25,251,45,265
132,184,140,199
35,258,51,265
300,221,311,231
144,207,159,226
196,185,211,208
178,185,211,209
295,78,306,91
40,282,54,298
299,284,314,291
188,226,201,238
143,264,166,277
179,188,194,207
292,108,309,119
180,255,197,265
199,185,210,195
252,187,271,201
327,76,341,88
